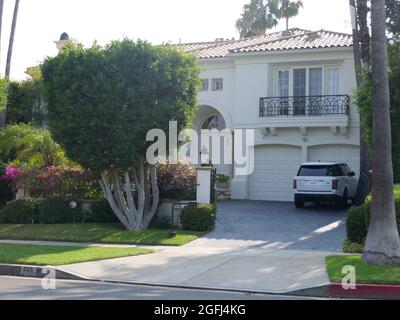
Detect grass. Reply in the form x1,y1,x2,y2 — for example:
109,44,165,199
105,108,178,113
0,243,152,266
326,255,400,285
0,224,204,246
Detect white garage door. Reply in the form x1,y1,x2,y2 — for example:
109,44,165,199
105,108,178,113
309,145,360,176
249,145,302,201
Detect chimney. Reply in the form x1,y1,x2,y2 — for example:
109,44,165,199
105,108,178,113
54,32,79,52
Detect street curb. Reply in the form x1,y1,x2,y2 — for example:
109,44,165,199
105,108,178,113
0,263,331,298
0,263,90,281
330,283,400,299
285,285,330,298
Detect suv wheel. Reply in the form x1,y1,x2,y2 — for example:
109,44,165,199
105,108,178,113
295,197,305,208
338,189,348,209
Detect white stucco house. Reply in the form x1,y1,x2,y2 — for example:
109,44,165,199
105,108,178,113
180,28,359,202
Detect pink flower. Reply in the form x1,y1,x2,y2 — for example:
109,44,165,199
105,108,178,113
1,166,22,182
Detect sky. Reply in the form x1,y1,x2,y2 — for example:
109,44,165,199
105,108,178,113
0,0,352,80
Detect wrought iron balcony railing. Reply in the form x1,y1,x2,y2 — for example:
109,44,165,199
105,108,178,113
259,95,350,117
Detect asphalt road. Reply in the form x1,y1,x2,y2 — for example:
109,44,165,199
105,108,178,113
0,276,320,300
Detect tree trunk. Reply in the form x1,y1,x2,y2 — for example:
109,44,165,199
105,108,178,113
362,0,400,266
0,0,4,70
357,0,371,67
98,164,160,231
350,0,371,205
1,0,20,129
0,0,5,129
5,0,20,79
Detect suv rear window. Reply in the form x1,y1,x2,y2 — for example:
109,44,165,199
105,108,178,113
298,165,344,177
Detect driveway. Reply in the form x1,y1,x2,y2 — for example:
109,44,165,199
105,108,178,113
60,200,347,294
187,201,347,252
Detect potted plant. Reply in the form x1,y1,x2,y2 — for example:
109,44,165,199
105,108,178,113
215,174,230,190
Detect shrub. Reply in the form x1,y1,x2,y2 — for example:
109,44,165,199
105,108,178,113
83,199,119,223
180,204,216,231
37,197,82,224
216,174,230,183
157,162,196,200
0,179,13,209
0,199,39,224
343,239,364,254
346,193,400,243
150,215,173,230
0,166,14,209
15,166,101,199
347,202,369,243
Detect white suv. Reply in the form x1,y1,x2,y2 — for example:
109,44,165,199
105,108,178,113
293,162,358,209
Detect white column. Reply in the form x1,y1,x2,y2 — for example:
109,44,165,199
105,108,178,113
196,167,213,204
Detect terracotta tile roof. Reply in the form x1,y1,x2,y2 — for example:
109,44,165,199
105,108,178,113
178,29,352,59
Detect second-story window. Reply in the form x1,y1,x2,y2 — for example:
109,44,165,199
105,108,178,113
211,78,223,91
327,67,339,95
200,79,209,91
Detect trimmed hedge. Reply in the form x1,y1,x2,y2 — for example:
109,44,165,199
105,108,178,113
347,196,400,243
180,204,216,231
0,199,38,224
37,197,81,224
83,199,119,223
0,179,14,209
0,198,120,224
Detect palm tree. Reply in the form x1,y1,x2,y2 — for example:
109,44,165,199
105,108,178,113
236,0,278,38
0,0,4,69
362,0,400,266
236,0,303,38
5,0,20,79
275,0,303,31
0,0,5,129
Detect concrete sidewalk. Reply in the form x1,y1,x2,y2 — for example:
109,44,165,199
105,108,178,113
59,245,333,294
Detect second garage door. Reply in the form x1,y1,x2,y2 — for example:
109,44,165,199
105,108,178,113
248,145,302,201
309,145,360,176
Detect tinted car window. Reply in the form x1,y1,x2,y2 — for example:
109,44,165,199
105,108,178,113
298,165,344,177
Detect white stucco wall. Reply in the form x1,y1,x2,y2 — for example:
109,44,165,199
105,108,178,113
195,47,360,200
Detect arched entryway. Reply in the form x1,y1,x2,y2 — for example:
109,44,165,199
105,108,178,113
180,105,233,177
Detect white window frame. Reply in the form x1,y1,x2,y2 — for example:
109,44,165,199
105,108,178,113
211,78,224,91
274,65,329,98
200,79,209,92
325,66,341,96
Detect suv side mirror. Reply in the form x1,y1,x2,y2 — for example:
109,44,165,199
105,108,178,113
348,172,356,177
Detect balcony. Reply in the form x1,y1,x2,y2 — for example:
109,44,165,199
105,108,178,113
259,95,350,118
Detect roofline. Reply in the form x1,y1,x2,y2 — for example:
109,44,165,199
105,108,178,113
227,45,353,58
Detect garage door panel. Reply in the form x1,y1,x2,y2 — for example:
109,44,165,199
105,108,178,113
309,145,360,175
249,145,301,201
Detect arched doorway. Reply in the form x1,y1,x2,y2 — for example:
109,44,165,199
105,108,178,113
179,105,233,178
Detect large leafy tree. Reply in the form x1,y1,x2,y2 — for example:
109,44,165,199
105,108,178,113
236,0,303,38
387,0,400,39
41,40,200,231
362,0,400,265
356,42,400,183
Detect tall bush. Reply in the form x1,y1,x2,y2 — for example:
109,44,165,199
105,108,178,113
157,162,196,200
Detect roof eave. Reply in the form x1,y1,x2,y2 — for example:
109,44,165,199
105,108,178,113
227,46,353,58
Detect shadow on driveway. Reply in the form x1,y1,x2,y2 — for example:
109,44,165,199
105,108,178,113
188,200,347,252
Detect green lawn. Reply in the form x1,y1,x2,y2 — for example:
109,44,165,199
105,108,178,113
0,224,204,246
0,243,152,266
326,255,400,285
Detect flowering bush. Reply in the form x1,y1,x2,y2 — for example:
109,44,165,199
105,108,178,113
4,166,101,199
1,166,22,183
157,162,196,200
